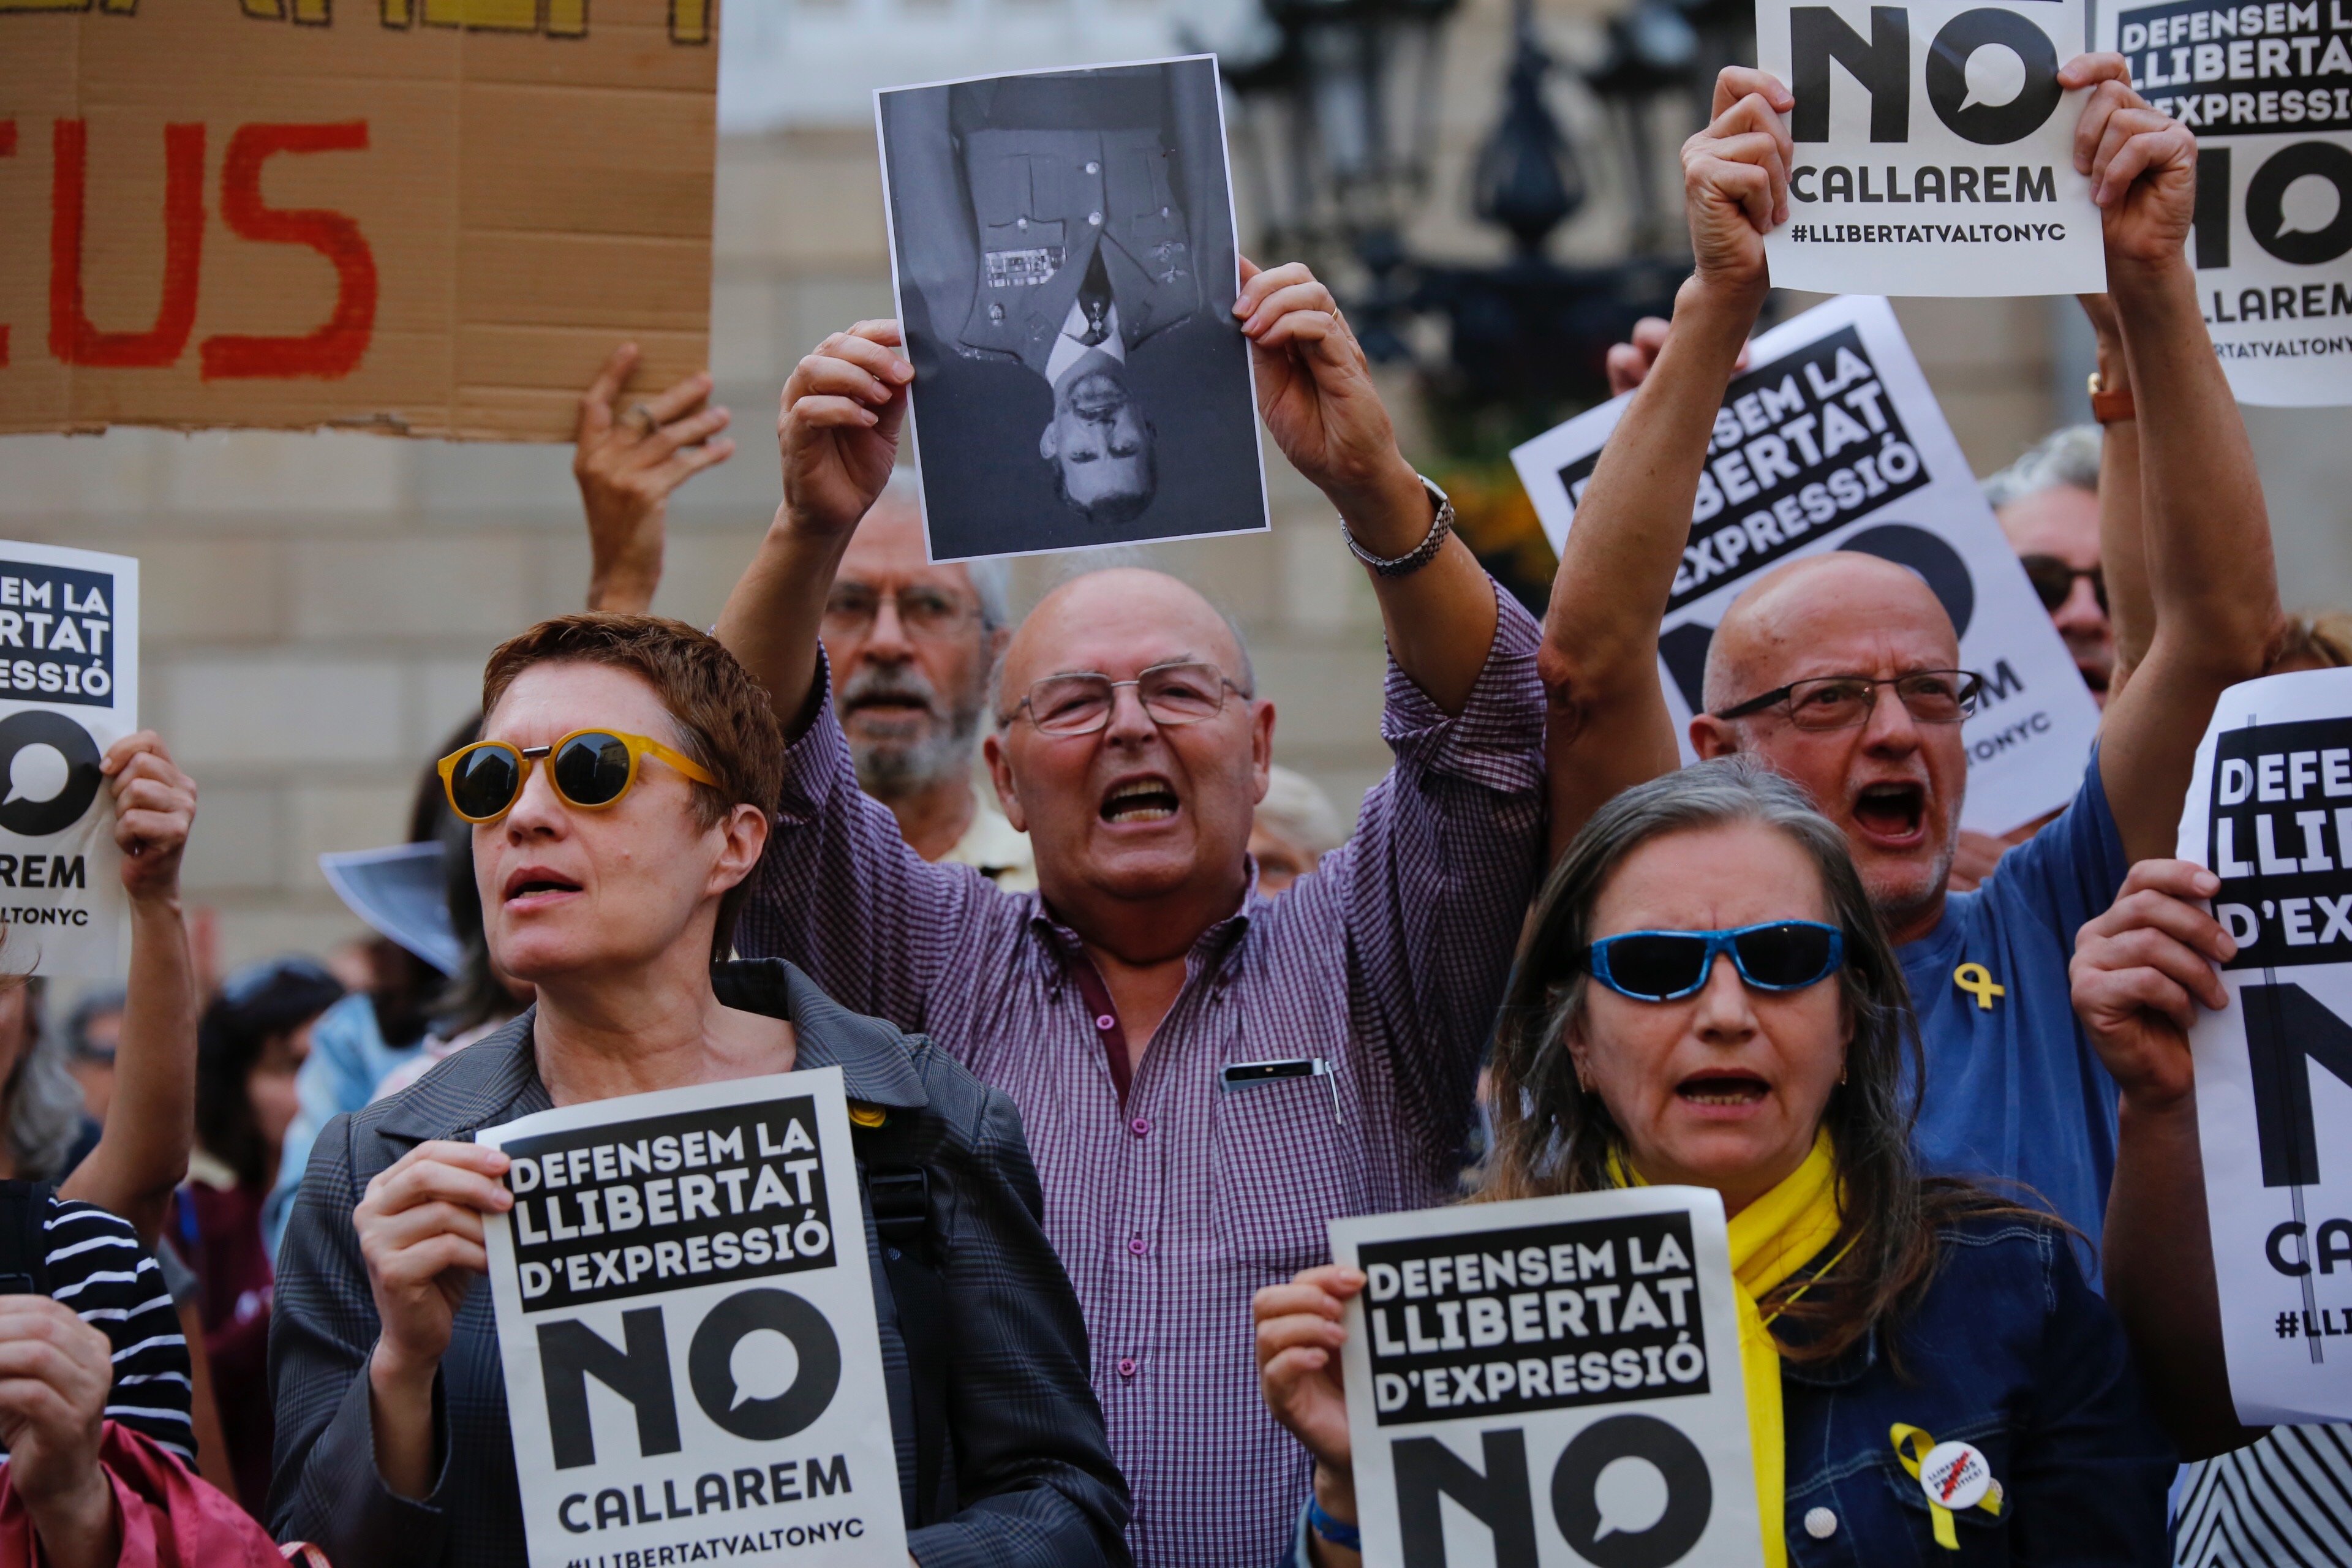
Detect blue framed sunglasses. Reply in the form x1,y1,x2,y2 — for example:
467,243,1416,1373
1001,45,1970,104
1585,921,1845,1002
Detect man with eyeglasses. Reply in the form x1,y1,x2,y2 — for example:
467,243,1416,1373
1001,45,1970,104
819,474,1035,888
1542,62,2283,1251
714,265,1544,1567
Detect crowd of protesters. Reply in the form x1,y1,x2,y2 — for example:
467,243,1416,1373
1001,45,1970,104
7,50,2352,1568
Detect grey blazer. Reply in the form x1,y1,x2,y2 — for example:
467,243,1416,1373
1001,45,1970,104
267,959,1130,1568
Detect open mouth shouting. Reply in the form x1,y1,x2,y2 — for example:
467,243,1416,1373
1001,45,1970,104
1675,1070,1770,1113
1850,780,1929,850
502,865,584,911
1101,775,1181,825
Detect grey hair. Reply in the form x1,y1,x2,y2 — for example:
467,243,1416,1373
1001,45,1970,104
872,467,1011,634
1981,424,2101,512
1256,765,1346,856
6,980,86,1180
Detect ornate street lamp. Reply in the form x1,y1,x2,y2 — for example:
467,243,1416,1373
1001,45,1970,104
1223,0,1711,410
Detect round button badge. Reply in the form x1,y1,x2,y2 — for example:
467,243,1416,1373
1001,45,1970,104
0,710,104,839
1919,1440,1992,1511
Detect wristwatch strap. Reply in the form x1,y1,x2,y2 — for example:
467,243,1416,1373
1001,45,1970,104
2088,370,2136,424
1341,475,1455,578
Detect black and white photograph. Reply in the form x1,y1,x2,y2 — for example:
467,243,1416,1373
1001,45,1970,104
876,55,1270,561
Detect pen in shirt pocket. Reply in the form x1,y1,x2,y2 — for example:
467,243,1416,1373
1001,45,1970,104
1219,1055,1343,1124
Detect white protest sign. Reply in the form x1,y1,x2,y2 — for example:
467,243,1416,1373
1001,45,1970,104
2174,668,2352,1423
2100,0,2352,404
479,1068,909,1567
1757,0,2105,294
1510,295,2101,834
1330,1188,1758,1568
0,542,136,979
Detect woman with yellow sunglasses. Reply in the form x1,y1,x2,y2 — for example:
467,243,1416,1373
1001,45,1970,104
268,612,1128,1568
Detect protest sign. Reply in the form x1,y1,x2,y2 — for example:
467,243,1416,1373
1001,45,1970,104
1757,0,2105,295
876,56,1270,562
2100,0,2352,404
1510,294,2101,834
2175,668,2352,1424
0,541,135,980
479,1068,908,1568
0,0,715,442
1330,1187,1758,1568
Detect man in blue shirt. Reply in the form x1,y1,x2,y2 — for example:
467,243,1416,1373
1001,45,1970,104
1536,59,2283,1246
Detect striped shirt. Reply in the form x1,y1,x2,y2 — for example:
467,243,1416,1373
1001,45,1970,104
739,586,1548,1567
2174,1426,2352,1567
6,1199,195,1462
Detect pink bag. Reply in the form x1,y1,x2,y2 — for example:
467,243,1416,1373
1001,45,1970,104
0,1420,305,1568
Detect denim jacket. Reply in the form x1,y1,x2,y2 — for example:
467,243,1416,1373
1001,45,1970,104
1284,1215,2171,1566
1781,1215,2171,1565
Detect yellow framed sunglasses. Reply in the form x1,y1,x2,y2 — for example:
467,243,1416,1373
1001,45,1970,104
437,729,720,824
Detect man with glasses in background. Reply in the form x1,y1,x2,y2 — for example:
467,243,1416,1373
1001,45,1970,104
714,267,1545,1567
1541,61,2283,1250
818,474,1033,888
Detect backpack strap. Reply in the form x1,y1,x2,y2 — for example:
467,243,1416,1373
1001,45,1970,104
0,1180,54,1297
865,1158,952,1525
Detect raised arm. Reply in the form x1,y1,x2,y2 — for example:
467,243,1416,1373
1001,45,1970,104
573,344,735,614
1234,260,1496,714
59,734,196,1246
2069,858,2264,1457
1539,69,1791,854
2075,294,2155,698
2068,56,2286,859
715,322,907,732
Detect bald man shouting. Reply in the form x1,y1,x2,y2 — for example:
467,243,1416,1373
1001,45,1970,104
1541,62,2283,1251
717,262,1543,1567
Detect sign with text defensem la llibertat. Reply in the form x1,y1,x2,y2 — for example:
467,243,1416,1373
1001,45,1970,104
479,1068,908,1568
1330,1187,1760,1568
2177,668,2352,1424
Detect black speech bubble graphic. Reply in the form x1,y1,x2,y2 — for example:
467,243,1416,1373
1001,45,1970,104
0,711,104,840
1551,1414,1714,1568
687,1287,842,1441
2249,141,2352,266
1926,9,2064,146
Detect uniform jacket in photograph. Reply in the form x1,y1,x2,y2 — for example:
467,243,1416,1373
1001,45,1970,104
266,959,1130,1568
899,61,1232,381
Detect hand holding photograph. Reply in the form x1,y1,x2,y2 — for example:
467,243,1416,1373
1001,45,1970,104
877,55,1272,561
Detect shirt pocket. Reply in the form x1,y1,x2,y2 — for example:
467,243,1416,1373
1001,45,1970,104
1788,1432,2014,1568
1211,1070,1367,1274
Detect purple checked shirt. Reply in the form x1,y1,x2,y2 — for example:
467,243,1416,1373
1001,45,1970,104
736,586,1547,1567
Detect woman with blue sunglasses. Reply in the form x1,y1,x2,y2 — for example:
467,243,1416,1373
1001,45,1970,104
1256,759,2173,1566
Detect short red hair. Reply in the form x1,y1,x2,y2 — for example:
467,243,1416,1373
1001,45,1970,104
480,614,783,958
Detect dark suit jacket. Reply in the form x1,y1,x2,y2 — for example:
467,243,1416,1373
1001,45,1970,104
267,959,1130,1568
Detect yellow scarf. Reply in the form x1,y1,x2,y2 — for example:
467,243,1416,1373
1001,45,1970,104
1611,1130,1844,1568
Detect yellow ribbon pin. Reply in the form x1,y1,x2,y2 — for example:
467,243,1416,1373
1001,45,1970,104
847,1102,887,1128
1953,962,2005,1010
1891,1425,2002,1549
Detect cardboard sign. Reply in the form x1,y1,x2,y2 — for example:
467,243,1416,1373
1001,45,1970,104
1510,294,2101,834
2176,668,2352,1424
0,542,135,979
2100,0,2352,404
479,1068,908,1567
0,0,716,442
875,56,1270,562
1330,1188,1759,1568
1757,0,2105,295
